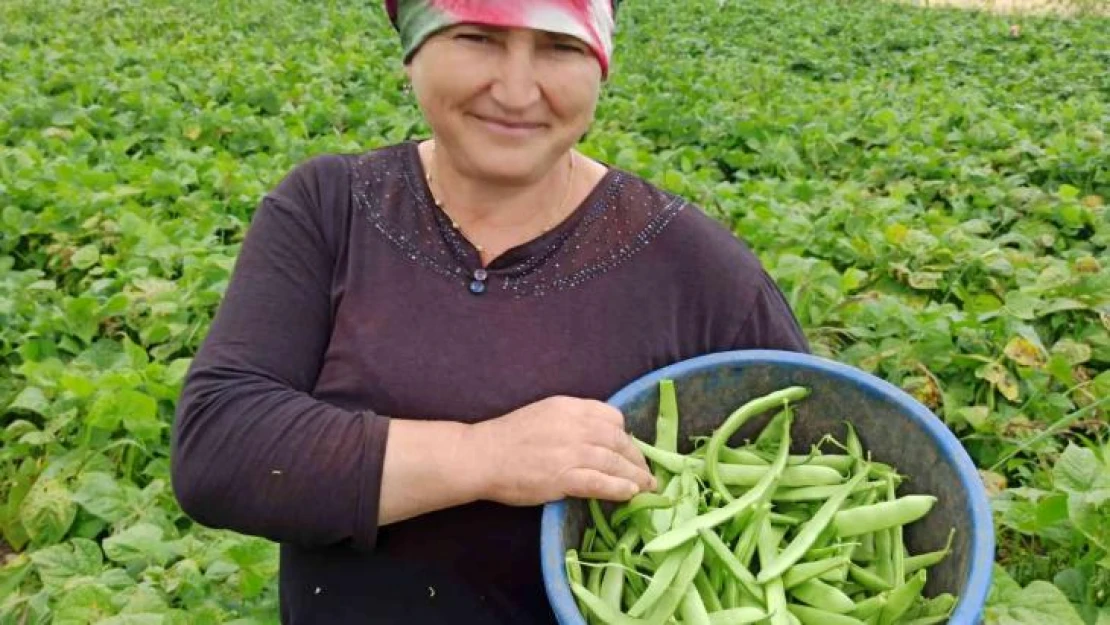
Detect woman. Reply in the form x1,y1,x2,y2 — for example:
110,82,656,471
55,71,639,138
170,1,809,623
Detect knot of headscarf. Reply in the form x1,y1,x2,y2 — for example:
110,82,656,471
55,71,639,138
385,0,619,77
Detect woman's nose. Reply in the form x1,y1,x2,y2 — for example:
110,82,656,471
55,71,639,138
489,44,542,111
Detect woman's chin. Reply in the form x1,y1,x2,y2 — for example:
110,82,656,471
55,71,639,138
459,149,557,185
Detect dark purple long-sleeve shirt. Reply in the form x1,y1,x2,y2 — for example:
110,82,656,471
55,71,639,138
170,140,809,625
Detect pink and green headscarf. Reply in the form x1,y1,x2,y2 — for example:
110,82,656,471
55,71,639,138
385,0,619,77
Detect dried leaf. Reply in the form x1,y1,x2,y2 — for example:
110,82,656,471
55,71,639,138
1004,336,1047,368
908,271,943,290
980,362,1021,402
980,470,1008,498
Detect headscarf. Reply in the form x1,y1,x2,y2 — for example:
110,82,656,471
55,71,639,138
385,0,619,77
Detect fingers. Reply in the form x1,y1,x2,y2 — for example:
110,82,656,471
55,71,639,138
579,445,656,494
581,399,625,429
563,468,640,502
612,428,652,475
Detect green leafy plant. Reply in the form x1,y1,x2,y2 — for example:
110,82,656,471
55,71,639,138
1,0,1107,621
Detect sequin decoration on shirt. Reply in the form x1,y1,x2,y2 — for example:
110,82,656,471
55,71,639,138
348,142,688,299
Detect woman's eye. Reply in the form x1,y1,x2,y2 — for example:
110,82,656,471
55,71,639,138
550,41,587,54
456,33,492,44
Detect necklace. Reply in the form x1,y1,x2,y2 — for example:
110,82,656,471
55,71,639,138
424,143,576,256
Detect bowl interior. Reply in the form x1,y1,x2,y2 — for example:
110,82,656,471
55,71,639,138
544,351,993,625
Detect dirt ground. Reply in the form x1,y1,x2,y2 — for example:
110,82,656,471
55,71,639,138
894,0,1109,16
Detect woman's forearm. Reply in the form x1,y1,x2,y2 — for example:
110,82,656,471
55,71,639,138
377,419,489,526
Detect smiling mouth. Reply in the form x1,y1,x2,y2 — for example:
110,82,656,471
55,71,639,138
472,114,546,130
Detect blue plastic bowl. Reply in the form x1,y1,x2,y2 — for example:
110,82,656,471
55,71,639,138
541,349,994,625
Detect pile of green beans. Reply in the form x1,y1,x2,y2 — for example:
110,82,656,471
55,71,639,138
564,382,959,625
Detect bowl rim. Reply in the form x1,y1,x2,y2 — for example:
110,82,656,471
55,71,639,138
541,349,995,625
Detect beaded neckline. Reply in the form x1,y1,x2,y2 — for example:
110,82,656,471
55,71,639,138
349,141,689,299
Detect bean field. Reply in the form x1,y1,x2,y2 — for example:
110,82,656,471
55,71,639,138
1,0,1108,622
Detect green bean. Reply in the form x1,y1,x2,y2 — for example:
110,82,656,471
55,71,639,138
677,471,701,524
921,592,956,617
586,559,605,625
757,469,870,584
886,479,905,586
706,607,768,625
782,556,850,590
627,542,692,617
570,581,651,625
612,493,674,528
694,568,724,613
602,528,641,610
788,604,867,625
618,544,648,596
833,496,937,537
635,442,842,488
645,540,706,623
590,498,618,548
805,543,859,560
801,455,856,472
874,531,892,587
680,584,713,625
818,563,849,584
698,527,763,603
718,448,854,473
705,387,810,501
655,380,679,487
769,511,804,525
583,526,597,554
567,550,588,616
650,474,683,539
902,616,950,625
789,578,856,614
721,505,756,547
717,447,768,465
845,422,864,460
735,504,771,568
749,517,787,625
877,570,927,625
848,593,888,619
735,584,764,610
848,563,893,592
641,415,793,554
721,577,739,610
904,529,955,575
763,577,792,624
772,480,884,503
853,532,876,563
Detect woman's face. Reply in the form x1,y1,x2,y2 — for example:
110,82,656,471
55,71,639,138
406,23,603,185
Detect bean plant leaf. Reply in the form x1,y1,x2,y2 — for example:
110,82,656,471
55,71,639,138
103,523,181,569
52,582,118,625
1053,445,1110,552
27,538,103,592
984,566,1085,625
5,386,49,416
72,472,133,524
19,477,77,546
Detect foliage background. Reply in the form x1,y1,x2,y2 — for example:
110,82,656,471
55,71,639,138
1,0,1108,622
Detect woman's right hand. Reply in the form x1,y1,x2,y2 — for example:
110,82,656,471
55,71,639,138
467,396,658,507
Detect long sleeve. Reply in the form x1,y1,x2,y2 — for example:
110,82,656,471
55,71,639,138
730,268,811,354
170,155,390,552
